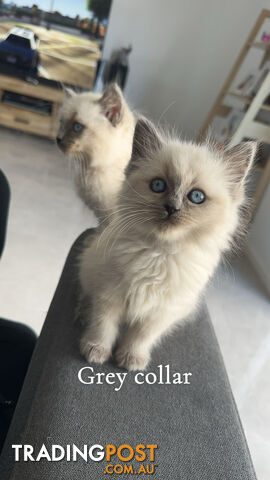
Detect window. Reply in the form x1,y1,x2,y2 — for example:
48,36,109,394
6,35,31,49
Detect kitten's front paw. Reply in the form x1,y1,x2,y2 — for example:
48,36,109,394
80,338,110,364
115,348,149,371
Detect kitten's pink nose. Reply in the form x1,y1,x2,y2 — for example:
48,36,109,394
164,204,179,216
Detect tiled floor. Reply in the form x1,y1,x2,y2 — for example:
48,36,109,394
0,127,269,479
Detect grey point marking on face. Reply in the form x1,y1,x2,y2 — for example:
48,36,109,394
57,112,86,153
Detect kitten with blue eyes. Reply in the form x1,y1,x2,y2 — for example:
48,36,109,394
79,117,256,371
56,83,135,220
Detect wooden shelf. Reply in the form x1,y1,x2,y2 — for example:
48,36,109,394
259,103,270,111
0,74,63,102
198,9,270,214
0,103,52,137
216,104,232,117
0,73,63,138
227,91,251,104
243,119,270,144
250,41,270,50
227,91,270,112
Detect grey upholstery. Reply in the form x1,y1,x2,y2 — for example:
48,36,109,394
0,230,257,479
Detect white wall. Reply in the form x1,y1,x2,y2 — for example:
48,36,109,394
103,0,270,139
248,184,270,293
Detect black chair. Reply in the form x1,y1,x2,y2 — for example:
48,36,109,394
0,170,37,452
0,170,10,259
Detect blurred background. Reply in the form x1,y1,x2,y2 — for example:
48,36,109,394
0,1,269,478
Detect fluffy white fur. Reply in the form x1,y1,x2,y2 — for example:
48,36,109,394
57,83,135,220
79,118,256,371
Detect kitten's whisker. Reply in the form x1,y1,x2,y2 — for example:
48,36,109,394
125,179,153,203
106,215,156,256
105,212,146,246
102,216,137,257
100,209,156,256
98,213,139,254
117,194,161,210
157,100,177,126
106,217,137,255
97,206,154,230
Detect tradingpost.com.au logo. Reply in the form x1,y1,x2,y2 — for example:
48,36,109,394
12,443,158,475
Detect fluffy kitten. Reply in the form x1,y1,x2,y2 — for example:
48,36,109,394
79,118,256,371
56,83,135,220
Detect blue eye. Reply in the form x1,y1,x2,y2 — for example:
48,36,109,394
188,189,205,204
150,178,167,193
73,122,83,133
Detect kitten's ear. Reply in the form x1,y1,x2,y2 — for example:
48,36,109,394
99,83,123,126
132,117,162,161
224,141,257,187
63,86,75,98
126,117,162,175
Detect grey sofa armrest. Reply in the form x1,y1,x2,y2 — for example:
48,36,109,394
0,230,257,479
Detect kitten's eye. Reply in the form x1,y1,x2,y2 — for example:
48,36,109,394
187,189,205,204
150,178,167,193
73,122,84,133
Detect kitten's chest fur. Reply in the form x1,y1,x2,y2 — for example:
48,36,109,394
113,238,220,320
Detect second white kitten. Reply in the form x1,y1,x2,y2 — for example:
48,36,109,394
57,83,135,221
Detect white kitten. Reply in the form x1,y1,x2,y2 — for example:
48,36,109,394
79,118,256,371
57,83,135,221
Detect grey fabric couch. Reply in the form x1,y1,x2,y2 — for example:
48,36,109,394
0,230,257,479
